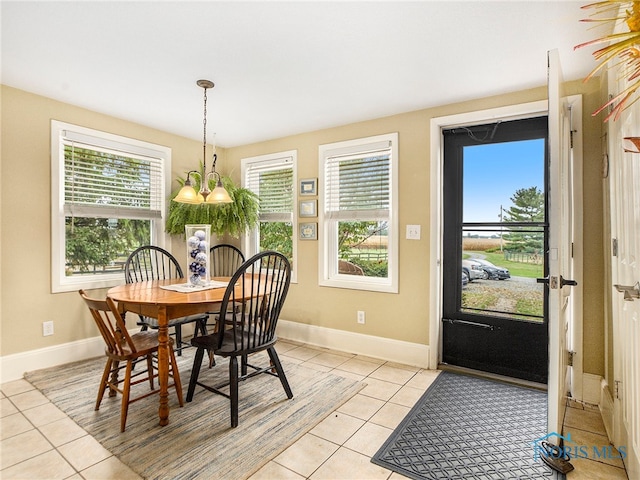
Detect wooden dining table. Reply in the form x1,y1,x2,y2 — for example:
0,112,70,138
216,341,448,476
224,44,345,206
107,277,235,426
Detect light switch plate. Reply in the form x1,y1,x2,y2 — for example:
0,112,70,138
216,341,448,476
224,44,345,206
406,224,421,240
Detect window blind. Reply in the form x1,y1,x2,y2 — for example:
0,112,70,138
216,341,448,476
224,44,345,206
324,145,391,220
63,140,164,220
245,157,294,222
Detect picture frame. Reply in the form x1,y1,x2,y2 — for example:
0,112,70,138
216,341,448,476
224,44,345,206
299,222,317,240
299,178,317,196
299,199,317,217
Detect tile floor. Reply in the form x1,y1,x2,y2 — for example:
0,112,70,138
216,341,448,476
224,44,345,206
0,340,630,479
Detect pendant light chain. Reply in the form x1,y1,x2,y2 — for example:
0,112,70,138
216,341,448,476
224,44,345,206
202,86,208,179
172,79,232,204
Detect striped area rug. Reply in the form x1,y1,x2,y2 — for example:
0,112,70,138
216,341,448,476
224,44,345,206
25,347,364,480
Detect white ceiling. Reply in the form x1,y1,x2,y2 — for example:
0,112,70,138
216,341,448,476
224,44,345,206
2,1,597,147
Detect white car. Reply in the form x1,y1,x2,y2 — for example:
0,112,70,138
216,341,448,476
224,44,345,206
462,259,487,281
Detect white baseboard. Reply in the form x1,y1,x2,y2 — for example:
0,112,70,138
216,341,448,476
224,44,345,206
276,319,431,369
0,321,429,383
0,336,105,383
582,372,603,405
600,378,615,441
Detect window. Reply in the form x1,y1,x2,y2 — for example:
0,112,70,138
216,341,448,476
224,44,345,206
319,133,398,293
51,121,170,293
242,151,297,281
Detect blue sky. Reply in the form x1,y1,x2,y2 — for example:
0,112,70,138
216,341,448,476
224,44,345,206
463,139,545,225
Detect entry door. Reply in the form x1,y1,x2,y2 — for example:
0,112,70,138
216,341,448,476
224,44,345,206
547,48,578,438
441,116,549,384
609,72,640,478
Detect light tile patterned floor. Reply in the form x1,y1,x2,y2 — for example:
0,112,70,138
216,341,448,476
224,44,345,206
0,340,629,479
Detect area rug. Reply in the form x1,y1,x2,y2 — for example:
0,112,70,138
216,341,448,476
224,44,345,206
372,371,564,480
25,348,364,480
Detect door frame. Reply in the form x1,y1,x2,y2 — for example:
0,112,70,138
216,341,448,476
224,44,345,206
429,99,584,399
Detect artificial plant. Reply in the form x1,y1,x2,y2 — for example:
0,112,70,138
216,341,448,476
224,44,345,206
166,171,259,238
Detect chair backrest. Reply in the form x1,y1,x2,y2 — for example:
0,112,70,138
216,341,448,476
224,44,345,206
216,251,291,354
124,245,183,284
210,244,245,277
79,290,137,356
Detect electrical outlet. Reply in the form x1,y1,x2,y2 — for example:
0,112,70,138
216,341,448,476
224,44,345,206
357,311,365,324
43,321,54,336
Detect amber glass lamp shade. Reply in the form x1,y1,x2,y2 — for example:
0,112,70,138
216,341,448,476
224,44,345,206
206,179,233,204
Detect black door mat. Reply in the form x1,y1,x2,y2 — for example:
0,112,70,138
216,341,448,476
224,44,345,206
371,371,565,479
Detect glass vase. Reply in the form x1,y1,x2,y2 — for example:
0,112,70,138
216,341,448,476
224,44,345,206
185,224,210,286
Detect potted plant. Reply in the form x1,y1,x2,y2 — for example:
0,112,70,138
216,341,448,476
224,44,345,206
166,173,259,238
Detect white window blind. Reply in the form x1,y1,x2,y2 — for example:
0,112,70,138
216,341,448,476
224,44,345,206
324,142,391,220
245,156,294,222
63,135,164,220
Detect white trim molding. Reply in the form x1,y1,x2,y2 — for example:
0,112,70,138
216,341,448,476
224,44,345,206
0,336,105,383
1,322,432,384
277,319,431,369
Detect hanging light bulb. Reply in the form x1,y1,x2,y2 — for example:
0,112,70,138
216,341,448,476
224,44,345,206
173,79,233,204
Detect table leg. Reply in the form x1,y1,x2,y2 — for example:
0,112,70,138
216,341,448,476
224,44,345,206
157,306,170,426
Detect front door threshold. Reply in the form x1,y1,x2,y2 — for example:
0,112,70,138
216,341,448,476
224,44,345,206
438,363,548,392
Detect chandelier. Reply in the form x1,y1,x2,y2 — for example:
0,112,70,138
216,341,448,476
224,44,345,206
173,80,233,204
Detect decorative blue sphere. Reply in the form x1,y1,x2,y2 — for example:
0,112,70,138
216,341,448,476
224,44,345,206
187,236,200,249
194,230,206,240
195,252,208,264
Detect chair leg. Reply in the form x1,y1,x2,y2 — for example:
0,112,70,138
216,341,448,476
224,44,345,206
267,347,293,399
121,361,134,432
229,356,239,428
175,325,183,356
96,359,113,410
196,318,208,336
109,360,120,397
168,344,184,407
146,354,155,390
186,347,205,402
208,350,216,368
241,354,248,376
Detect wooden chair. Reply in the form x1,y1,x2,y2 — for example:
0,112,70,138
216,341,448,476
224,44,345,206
210,244,245,277
186,251,293,427
79,290,184,432
205,244,245,367
124,245,209,355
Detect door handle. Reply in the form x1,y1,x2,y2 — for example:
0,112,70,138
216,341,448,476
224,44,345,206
560,276,577,287
537,276,577,288
537,276,557,288
614,283,640,301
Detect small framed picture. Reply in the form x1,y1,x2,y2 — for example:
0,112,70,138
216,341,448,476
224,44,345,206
299,222,317,240
299,199,317,217
299,178,317,196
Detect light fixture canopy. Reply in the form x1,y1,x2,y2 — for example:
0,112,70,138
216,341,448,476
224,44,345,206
173,80,233,205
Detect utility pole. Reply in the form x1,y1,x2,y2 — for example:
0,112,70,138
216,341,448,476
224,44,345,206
499,205,504,252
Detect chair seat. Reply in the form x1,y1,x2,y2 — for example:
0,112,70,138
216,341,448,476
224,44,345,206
191,329,276,357
107,331,172,359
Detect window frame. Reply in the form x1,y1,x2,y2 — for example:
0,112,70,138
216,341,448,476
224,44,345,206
241,150,297,283
51,120,170,293
318,132,398,293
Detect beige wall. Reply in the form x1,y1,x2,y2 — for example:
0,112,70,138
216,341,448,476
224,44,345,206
1,80,606,377
0,85,203,356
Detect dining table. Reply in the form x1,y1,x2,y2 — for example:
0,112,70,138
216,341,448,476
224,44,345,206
107,277,236,426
